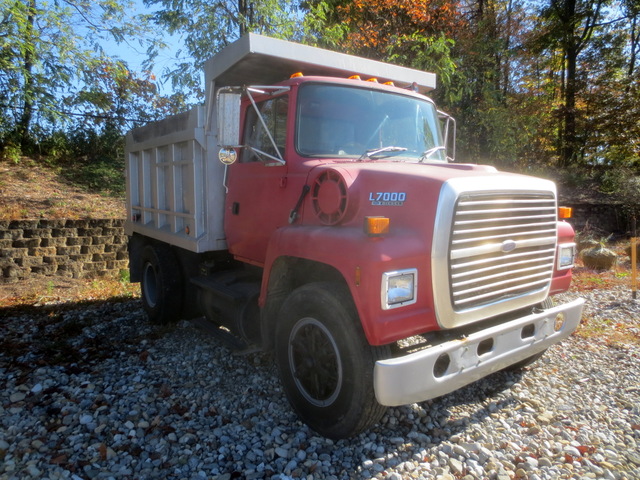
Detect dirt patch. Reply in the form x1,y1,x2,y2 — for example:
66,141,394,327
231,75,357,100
0,157,125,220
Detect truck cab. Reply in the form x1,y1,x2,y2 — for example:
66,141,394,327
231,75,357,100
125,34,584,439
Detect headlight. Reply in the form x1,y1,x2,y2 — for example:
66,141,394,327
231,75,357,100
557,243,576,270
382,269,418,310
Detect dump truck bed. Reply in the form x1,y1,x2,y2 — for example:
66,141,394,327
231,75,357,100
125,106,227,252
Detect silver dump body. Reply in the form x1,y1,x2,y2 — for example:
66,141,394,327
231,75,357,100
124,106,226,252
124,34,437,253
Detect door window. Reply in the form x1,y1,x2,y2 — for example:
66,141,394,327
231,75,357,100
241,96,288,163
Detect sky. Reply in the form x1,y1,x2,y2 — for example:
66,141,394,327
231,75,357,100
101,0,185,96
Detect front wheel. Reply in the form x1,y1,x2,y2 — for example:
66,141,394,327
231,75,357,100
275,282,390,439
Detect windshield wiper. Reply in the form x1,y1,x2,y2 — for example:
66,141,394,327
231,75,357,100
419,146,446,162
358,146,408,161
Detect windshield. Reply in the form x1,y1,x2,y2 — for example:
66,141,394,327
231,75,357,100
296,83,446,162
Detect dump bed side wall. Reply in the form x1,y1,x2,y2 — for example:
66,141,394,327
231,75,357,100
125,106,227,253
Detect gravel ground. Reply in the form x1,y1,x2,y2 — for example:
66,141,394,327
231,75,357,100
1,287,639,480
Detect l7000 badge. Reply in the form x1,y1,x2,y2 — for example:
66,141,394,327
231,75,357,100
369,192,406,206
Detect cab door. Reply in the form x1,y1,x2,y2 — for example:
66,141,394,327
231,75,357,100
224,93,296,265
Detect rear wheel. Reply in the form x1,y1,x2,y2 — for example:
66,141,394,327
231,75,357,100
140,244,182,324
275,282,390,439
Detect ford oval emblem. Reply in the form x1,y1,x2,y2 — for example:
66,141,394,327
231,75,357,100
501,240,517,253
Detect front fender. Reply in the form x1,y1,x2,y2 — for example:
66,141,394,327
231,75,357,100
550,220,576,295
262,225,439,345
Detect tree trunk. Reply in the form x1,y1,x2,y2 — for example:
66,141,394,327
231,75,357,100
560,45,578,167
628,14,638,86
16,0,37,148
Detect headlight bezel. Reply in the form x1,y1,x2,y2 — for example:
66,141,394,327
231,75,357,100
381,268,418,310
557,243,576,270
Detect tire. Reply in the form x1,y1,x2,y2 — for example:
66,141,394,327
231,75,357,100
140,244,183,324
275,282,390,439
504,297,554,372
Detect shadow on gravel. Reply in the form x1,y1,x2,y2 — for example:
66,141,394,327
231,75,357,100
0,298,156,377
371,367,526,446
2,296,531,468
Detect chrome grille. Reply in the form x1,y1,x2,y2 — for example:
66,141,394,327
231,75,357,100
449,192,557,311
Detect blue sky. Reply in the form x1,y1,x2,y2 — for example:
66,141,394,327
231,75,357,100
100,0,184,96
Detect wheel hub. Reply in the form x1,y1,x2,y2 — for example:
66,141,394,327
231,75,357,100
288,317,342,407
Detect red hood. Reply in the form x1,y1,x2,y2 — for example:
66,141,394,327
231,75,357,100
301,161,547,229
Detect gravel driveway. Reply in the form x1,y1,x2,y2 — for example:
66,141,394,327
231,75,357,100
1,288,638,480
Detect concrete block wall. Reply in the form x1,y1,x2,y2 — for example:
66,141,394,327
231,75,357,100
0,219,128,284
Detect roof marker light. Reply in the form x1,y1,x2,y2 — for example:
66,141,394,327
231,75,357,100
349,75,361,80
290,72,303,78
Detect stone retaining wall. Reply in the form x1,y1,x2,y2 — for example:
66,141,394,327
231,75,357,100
0,219,128,284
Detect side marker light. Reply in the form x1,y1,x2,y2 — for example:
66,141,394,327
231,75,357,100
365,216,390,236
558,207,572,219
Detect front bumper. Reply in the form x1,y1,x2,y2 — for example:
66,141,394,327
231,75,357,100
374,298,584,406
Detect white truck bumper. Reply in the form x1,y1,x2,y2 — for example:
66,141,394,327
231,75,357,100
374,298,585,407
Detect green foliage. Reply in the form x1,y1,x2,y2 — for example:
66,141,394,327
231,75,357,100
598,168,630,194
118,269,131,284
0,143,22,164
41,127,126,196
602,170,640,219
302,1,349,48
144,0,305,96
0,0,176,149
386,34,457,96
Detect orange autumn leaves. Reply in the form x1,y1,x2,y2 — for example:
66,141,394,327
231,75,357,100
335,0,463,56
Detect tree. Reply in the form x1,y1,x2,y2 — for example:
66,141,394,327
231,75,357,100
68,57,187,134
578,2,640,170
623,0,640,83
534,0,608,167
302,0,461,98
435,0,546,167
144,0,304,96
0,0,165,149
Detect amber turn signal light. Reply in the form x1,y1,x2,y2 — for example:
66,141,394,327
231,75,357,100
365,216,390,236
558,207,572,219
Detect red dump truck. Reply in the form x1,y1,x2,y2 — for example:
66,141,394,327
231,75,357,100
125,34,584,439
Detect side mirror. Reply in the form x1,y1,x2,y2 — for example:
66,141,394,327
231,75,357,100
217,90,242,148
438,111,456,162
